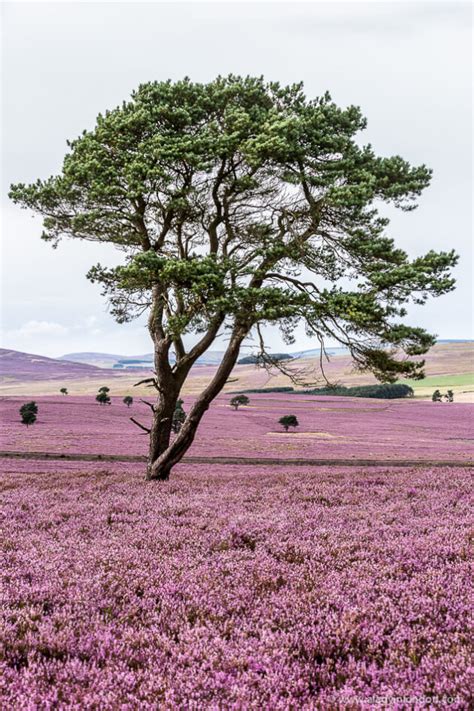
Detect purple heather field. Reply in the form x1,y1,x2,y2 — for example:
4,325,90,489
1,394,473,708
0,393,472,461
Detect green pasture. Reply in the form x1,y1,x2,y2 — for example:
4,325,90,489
399,373,474,389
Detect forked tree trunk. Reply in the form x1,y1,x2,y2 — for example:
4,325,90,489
147,326,247,481
146,389,178,480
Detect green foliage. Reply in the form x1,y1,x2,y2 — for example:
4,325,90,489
238,353,292,365
98,386,110,394
96,391,111,405
21,410,36,427
303,383,414,399
446,390,454,403
238,386,295,394
230,394,250,410
60,387,68,395
432,389,442,402
19,401,38,426
123,396,133,407
279,415,299,432
9,75,458,383
20,401,38,415
172,399,186,433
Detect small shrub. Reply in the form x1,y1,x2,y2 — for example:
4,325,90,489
98,386,110,394
21,410,36,427
123,396,133,408
20,401,38,416
279,415,299,432
432,389,442,402
60,387,68,396
96,392,111,406
446,390,454,403
230,395,250,410
20,402,38,426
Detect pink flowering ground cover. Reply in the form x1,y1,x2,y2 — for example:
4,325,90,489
0,460,473,709
1,393,472,461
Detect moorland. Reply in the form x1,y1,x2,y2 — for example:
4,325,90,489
0,340,473,708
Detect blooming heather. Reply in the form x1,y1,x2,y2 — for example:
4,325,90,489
0,461,472,708
0,394,472,462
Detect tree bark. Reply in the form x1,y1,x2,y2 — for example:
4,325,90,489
147,324,248,480
145,285,180,480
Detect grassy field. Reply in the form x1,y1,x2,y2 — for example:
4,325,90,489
399,372,474,401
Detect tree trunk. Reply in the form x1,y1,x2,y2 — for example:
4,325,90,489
146,391,178,480
145,285,182,480
147,325,247,480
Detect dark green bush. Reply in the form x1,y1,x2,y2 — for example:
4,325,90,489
236,386,295,394
230,395,250,410
238,353,292,365
279,415,299,431
300,383,414,399
96,391,111,405
20,401,38,426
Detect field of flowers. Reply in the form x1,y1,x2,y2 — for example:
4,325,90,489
1,393,472,462
1,459,472,708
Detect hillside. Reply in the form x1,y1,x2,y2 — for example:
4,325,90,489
1,342,472,400
59,347,350,369
0,349,125,384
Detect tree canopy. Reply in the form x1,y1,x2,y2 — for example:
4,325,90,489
9,76,458,479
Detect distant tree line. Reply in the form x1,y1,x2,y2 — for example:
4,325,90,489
235,383,414,399
237,354,293,365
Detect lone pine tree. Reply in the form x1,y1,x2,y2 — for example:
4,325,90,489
279,415,299,432
9,76,457,480
96,391,111,406
20,401,38,427
230,395,250,410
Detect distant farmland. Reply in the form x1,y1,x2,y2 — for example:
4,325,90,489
1,341,472,400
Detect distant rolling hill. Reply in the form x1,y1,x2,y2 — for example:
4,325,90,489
58,348,350,369
0,349,125,383
1,342,472,400
60,340,471,369
59,350,227,368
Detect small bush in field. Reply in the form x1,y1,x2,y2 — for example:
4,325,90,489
446,390,454,402
96,391,111,406
20,401,38,426
60,387,68,395
432,390,442,402
123,396,133,408
98,386,110,394
279,415,299,432
230,395,250,410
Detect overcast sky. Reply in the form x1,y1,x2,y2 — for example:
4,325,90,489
1,1,472,358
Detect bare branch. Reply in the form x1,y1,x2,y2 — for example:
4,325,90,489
134,377,161,390
140,399,156,412
129,417,151,434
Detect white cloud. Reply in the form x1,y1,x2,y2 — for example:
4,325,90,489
5,320,69,338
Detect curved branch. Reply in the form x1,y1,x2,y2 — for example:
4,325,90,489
130,417,151,434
